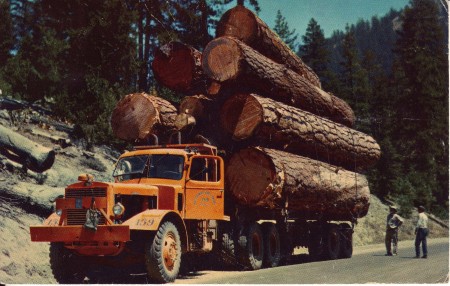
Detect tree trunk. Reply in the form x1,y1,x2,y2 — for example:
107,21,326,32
0,125,55,172
227,147,370,221
216,5,321,88
202,37,355,127
221,93,380,171
110,93,177,142
152,42,207,94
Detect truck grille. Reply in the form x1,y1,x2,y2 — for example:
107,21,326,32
66,209,106,226
65,188,107,226
66,188,107,198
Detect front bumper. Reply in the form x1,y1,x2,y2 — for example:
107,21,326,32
30,225,130,242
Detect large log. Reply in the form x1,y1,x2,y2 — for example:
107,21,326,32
221,93,380,171
226,147,370,221
152,42,207,94
110,93,177,142
216,5,321,88
202,37,355,127
0,125,55,172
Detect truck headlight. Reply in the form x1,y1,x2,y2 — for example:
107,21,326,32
56,209,62,216
112,203,125,216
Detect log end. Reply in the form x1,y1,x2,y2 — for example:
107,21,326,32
174,113,196,131
221,93,263,140
110,93,159,141
227,148,276,206
31,149,56,173
152,42,199,92
202,37,242,82
216,5,258,44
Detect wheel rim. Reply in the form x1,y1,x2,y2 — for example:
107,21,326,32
162,231,178,271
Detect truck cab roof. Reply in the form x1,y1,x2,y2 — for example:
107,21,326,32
120,143,218,158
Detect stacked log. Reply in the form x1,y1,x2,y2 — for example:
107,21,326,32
110,93,177,142
112,5,381,221
202,36,355,127
216,5,321,88
151,42,207,95
226,147,370,220
220,93,380,171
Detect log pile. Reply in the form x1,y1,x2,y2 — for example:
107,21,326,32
111,4,381,221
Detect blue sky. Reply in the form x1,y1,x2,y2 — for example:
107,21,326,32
249,0,410,39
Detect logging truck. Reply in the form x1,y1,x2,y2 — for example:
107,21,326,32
30,142,365,283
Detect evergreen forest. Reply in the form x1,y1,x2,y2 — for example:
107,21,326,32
0,0,448,218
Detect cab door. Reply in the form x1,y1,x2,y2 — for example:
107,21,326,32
184,155,225,220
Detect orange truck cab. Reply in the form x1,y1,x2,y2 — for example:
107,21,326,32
30,143,228,283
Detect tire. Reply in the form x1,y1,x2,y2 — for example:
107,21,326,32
338,224,353,258
308,228,326,261
262,223,281,268
49,242,87,283
237,222,264,270
145,221,181,283
325,224,340,260
215,231,237,268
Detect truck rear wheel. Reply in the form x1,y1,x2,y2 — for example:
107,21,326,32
339,223,353,258
262,223,281,268
325,224,340,260
237,222,264,270
145,221,181,283
308,229,326,261
49,242,87,283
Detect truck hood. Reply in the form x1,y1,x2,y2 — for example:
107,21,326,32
110,182,160,196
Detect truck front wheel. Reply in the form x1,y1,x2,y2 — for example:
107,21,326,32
145,221,181,283
49,242,87,283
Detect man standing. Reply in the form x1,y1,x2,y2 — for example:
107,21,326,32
385,205,404,256
415,206,429,258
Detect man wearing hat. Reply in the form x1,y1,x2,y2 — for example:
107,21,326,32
415,206,429,258
385,205,404,256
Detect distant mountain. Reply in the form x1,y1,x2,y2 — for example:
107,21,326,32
326,0,448,76
326,9,402,75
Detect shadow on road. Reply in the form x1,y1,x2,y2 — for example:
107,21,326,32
82,253,315,283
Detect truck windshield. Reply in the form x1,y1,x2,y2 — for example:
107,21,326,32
113,154,184,181
113,155,149,181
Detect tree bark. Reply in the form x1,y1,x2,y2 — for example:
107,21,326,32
227,147,370,221
202,37,355,127
110,93,177,142
152,42,207,94
216,5,321,88
0,125,55,172
221,93,380,171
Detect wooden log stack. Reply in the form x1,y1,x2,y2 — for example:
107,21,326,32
113,4,381,221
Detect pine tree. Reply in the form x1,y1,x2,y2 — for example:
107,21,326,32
0,0,14,66
273,10,298,50
299,19,329,80
393,0,448,214
339,25,371,133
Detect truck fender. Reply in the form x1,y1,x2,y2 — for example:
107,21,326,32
123,210,187,251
